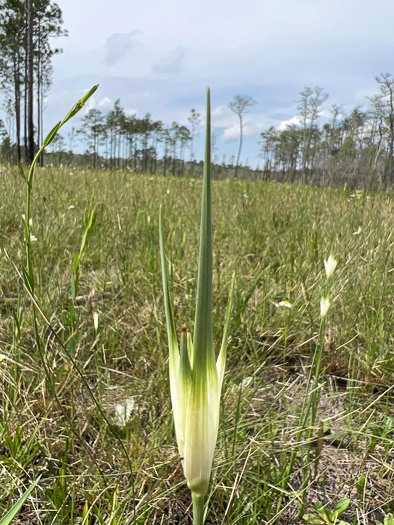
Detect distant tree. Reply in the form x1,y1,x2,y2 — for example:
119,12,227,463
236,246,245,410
367,95,386,180
78,108,106,168
177,124,191,175
34,0,67,164
259,126,278,176
376,73,394,189
187,108,201,162
0,118,9,160
297,87,328,182
0,0,26,162
228,94,257,178
49,132,64,164
0,0,66,164
106,99,125,168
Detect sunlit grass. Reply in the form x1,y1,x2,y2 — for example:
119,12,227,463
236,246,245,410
0,160,393,523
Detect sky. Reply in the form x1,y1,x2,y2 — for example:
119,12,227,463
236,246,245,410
10,0,394,165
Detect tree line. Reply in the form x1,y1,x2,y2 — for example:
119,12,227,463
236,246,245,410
46,102,202,177
0,0,393,190
259,77,394,190
0,0,65,164
33,77,394,189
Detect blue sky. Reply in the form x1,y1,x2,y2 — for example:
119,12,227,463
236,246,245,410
7,0,394,166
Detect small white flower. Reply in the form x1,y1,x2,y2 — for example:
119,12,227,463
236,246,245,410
324,255,337,279
275,300,292,308
0,354,6,362
114,397,135,427
353,226,361,236
21,215,33,226
320,296,330,318
30,235,38,242
166,189,170,195
93,311,99,332
69,205,75,209
243,193,249,199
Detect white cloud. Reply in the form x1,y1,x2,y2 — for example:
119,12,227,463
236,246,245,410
98,97,112,108
222,116,269,141
104,30,142,67
124,108,138,117
212,105,235,128
278,115,302,131
82,95,114,114
152,47,186,75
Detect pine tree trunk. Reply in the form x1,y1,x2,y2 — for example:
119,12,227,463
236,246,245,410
26,0,34,163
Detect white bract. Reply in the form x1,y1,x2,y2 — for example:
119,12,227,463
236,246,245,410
160,90,235,516
324,255,337,279
320,296,331,318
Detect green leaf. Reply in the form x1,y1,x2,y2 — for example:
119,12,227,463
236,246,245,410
333,498,350,517
43,85,98,147
17,163,27,182
159,206,178,358
71,275,77,301
356,474,366,495
82,501,89,525
62,85,99,124
385,514,394,525
73,252,80,277
193,88,214,375
22,268,34,294
217,272,235,390
43,121,62,147
0,477,40,525
302,514,325,524
313,503,331,522
80,206,97,256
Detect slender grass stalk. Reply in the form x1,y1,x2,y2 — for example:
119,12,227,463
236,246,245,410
277,255,337,518
13,86,136,523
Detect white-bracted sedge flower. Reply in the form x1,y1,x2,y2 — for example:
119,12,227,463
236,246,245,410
21,214,33,226
160,89,235,524
93,310,99,333
320,296,330,318
275,300,292,308
323,255,337,279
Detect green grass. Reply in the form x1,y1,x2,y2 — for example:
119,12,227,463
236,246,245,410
0,166,393,523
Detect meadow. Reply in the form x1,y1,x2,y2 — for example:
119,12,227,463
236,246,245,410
0,165,393,524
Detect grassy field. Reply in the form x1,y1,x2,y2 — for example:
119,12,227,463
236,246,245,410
0,166,393,524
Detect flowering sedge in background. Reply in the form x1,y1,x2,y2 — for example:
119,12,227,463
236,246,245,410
321,254,337,318
320,296,331,318
323,254,337,279
159,89,235,524
275,300,292,309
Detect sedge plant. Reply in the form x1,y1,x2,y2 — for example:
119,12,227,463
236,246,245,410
160,89,235,524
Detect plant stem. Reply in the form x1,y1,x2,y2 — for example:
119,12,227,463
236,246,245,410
192,494,205,525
